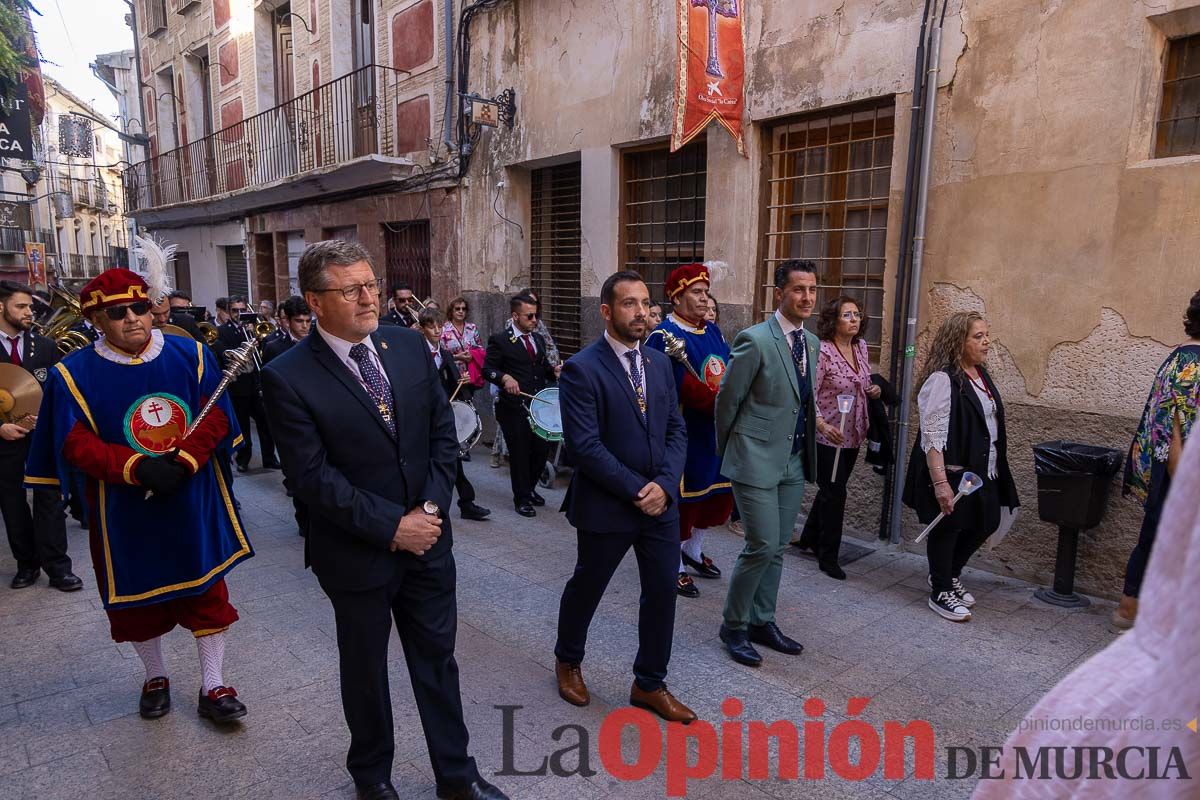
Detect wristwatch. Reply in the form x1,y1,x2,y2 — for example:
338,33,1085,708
422,500,441,517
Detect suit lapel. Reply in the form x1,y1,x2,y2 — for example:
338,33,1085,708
308,332,396,440
768,316,801,401
597,340,647,428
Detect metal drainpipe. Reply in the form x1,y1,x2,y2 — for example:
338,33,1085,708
888,21,945,545
877,0,933,540
442,0,456,149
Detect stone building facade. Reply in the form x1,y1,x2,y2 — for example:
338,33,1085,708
121,0,1200,596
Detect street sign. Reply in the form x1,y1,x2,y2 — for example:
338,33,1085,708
0,84,32,156
25,241,45,286
469,98,500,128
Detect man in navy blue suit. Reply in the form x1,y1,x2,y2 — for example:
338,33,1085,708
262,241,506,800
553,271,695,723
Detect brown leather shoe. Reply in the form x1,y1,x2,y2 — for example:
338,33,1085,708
629,682,696,724
556,660,589,706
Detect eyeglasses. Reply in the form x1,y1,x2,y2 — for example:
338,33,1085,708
104,301,152,321
840,311,864,320
519,313,537,320
315,278,384,301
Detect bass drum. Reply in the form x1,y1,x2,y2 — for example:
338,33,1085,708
451,400,483,458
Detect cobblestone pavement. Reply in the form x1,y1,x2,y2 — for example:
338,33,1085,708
0,447,1121,800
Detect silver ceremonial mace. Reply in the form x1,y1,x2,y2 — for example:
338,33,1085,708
658,330,703,382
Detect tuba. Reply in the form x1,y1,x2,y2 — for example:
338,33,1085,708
196,320,220,347
35,285,92,355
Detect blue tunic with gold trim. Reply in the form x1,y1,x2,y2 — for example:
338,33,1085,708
24,332,253,609
645,314,732,502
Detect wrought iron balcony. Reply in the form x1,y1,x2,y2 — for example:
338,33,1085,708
124,65,413,218
0,228,59,254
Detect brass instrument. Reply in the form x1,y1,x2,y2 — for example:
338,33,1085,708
196,321,220,347
35,285,92,355
252,318,277,340
0,363,42,429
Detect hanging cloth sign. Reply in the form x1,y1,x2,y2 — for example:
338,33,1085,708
671,0,746,156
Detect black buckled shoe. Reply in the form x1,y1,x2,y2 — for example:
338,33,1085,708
514,502,536,518
197,686,247,724
748,621,804,655
356,782,400,800
718,624,762,667
460,502,491,521
10,568,39,589
682,552,721,579
436,777,510,800
676,573,700,598
49,572,84,592
528,491,546,507
139,676,171,719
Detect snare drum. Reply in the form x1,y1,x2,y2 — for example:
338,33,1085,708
451,400,483,457
527,387,562,442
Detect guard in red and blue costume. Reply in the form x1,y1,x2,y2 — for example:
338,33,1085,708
24,269,254,724
645,263,733,598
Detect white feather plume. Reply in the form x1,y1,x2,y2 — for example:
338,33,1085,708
132,234,177,302
702,260,729,282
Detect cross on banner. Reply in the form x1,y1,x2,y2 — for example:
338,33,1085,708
691,0,739,78
146,401,166,423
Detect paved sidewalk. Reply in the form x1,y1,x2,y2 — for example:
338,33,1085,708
0,450,1120,799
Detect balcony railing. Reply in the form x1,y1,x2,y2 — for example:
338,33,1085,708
0,228,60,254
67,253,84,275
146,0,168,34
83,254,102,276
124,64,408,213
72,179,94,208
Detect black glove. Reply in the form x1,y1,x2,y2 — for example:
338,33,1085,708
135,456,190,497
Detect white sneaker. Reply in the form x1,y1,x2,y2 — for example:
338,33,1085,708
927,575,975,608
928,591,971,622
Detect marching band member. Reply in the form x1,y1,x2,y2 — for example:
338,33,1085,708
0,281,79,591
24,268,254,723
645,263,732,597
216,296,280,472
483,294,560,518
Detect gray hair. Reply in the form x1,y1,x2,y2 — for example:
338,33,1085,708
298,240,375,293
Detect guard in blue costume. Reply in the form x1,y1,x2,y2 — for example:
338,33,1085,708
24,269,254,724
645,263,733,598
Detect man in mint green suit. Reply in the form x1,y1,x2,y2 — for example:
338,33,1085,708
716,260,820,667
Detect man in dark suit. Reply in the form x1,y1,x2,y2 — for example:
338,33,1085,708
418,309,490,522
216,296,279,471
0,281,81,591
379,283,419,328
483,294,559,517
261,296,312,364
554,271,695,722
261,241,506,800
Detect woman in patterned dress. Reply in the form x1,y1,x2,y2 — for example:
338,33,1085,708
1112,289,1200,630
796,296,881,580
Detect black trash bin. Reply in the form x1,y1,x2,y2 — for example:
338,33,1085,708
1031,441,1123,608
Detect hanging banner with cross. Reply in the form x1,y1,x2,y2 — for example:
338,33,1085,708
671,0,746,156
24,242,45,286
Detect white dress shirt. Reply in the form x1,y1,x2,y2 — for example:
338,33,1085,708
3,332,23,362
427,339,443,370
604,330,647,394
773,309,807,352
317,325,391,390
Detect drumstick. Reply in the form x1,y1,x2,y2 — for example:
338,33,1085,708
448,377,468,403
520,391,554,405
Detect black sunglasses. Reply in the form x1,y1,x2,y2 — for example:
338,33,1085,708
519,313,537,320
104,301,152,321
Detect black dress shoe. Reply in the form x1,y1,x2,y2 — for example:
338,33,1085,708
460,502,491,521
10,568,39,589
682,551,721,579
819,562,847,581
49,572,84,592
718,624,762,667
748,621,804,655
437,778,509,800
676,572,700,598
528,491,546,507
235,463,249,473
197,686,247,723
261,460,282,470
514,503,536,518
139,676,171,719
356,782,400,800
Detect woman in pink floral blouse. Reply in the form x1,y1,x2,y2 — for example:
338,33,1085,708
440,296,485,396
795,296,881,580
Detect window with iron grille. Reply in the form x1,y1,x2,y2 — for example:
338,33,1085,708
530,162,582,357
223,245,249,299
761,100,894,358
620,140,706,303
1156,35,1200,158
